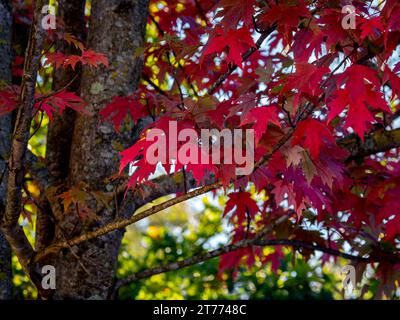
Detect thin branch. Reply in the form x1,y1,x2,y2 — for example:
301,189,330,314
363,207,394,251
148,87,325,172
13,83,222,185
34,181,221,262
1,1,49,277
29,110,44,140
113,214,290,292
142,73,168,97
114,235,399,292
194,0,210,27
34,71,81,103
255,239,377,263
338,127,400,161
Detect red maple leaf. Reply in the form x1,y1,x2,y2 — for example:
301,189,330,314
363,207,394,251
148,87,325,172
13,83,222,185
284,63,329,95
328,87,390,139
383,65,400,100
35,91,87,120
293,29,325,62
223,191,259,228
261,0,310,44
272,180,304,216
382,0,400,32
292,119,335,159
328,65,390,139
0,88,18,116
81,50,109,68
359,17,384,41
215,0,257,28
46,49,109,70
282,63,330,113
100,96,147,132
240,106,280,144
119,137,158,189
202,27,255,66
219,247,254,277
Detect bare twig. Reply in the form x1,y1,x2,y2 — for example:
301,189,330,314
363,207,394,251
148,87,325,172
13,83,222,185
142,73,168,97
34,71,81,103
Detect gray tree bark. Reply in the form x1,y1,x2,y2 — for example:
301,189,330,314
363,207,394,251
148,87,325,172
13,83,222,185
47,0,149,299
0,0,13,300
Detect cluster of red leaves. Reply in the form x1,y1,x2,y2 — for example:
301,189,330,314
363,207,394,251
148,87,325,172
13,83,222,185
45,49,109,70
119,116,219,187
99,94,148,132
106,0,400,293
36,91,88,120
0,31,108,119
0,89,87,120
5,0,400,295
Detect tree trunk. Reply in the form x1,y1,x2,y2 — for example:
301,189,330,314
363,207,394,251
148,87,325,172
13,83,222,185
37,0,87,252
45,0,86,184
0,0,13,300
48,0,149,300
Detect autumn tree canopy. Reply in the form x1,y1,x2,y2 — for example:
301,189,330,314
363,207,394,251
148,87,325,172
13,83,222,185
0,0,400,300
